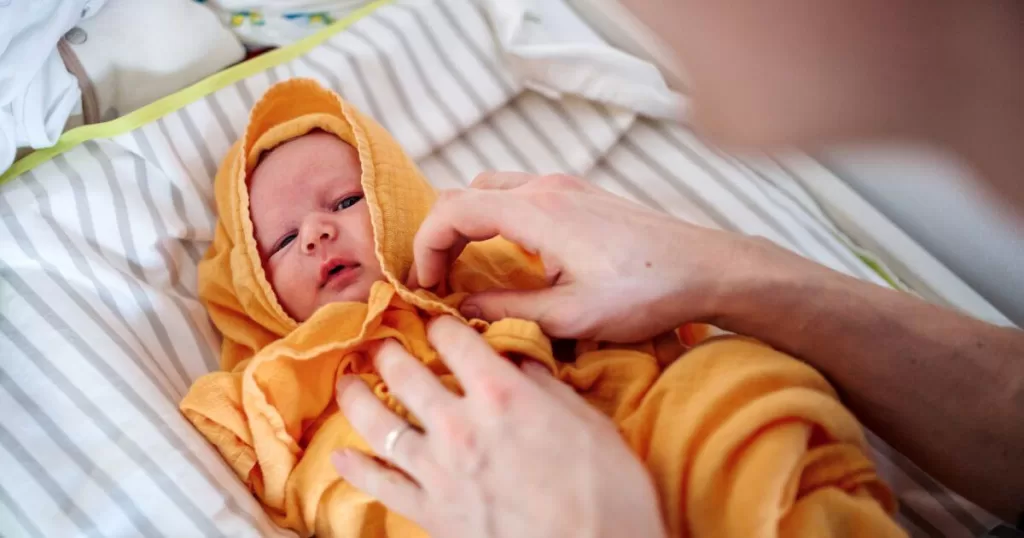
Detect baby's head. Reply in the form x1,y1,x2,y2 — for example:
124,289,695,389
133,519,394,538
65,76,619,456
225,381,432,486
248,130,384,321
200,78,438,369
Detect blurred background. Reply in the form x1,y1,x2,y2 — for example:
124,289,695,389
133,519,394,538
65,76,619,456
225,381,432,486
4,0,1021,324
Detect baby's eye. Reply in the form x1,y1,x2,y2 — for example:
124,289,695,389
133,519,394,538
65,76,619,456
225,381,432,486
334,195,363,211
273,232,298,255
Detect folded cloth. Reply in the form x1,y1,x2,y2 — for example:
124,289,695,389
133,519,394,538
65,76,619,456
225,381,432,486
0,0,107,173
180,79,905,537
477,0,685,119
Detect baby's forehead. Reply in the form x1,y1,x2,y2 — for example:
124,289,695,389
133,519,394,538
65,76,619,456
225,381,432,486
255,131,355,170
249,131,362,193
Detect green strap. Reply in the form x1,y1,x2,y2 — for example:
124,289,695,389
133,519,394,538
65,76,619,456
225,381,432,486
0,0,392,186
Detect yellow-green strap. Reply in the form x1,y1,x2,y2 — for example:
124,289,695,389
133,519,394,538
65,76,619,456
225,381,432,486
0,0,391,186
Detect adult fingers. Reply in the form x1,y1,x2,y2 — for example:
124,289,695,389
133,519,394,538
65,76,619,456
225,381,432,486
519,361,591,414
406,262,421,289
336,376,429,476
407,234,468,290
469,170,537,190
425,316,523,404
412,191,500,289
331,448,424,521
460,287,576,338
408,173,547,289
374,339,459,428
413,190,546,288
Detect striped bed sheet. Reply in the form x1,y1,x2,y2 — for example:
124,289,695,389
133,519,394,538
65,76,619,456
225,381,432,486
0,0,999,536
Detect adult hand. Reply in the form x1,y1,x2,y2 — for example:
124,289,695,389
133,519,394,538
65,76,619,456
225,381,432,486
410,172,808,342
332,316,666,538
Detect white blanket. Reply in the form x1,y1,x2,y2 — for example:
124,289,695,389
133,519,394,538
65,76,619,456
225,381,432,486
0,0,107,172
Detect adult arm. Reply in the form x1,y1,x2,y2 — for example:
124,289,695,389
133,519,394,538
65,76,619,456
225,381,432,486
720,255,1024,521
411,172,1024,521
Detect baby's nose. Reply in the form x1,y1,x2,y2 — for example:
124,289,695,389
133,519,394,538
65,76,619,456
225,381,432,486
303,232,331,253
301,219,337,254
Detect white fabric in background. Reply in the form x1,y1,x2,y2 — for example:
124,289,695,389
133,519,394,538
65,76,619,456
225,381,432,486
69,0,245,121
0,0,107,173
475,0,685,119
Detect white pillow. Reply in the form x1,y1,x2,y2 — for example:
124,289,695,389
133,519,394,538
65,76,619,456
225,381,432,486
68,0,246,120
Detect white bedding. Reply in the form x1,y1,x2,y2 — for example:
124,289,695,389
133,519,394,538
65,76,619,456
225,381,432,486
0,0,1001,536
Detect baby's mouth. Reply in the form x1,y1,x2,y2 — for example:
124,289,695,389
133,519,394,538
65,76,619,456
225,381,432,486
319,258,361,289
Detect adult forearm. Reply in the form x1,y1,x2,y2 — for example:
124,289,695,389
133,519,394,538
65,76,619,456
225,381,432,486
718,263,1024,521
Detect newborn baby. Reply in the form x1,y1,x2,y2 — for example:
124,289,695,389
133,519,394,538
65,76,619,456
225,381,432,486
248,130,381,319
181,79,906,538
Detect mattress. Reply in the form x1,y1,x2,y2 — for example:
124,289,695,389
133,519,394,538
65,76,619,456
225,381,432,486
0,0,1003,536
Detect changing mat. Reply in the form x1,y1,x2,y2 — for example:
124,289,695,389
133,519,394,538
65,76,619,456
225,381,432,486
0,0,998,536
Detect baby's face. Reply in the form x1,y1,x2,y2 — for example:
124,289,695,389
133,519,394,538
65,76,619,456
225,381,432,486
248,132,383,321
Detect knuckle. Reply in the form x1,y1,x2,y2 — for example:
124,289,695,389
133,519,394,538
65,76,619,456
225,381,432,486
480,301,509,321
527,189,570,214
549,306,597,340
541,173,586,191
470,171,498,187
412,386,450,426
476,375,517,412
434,411,476,452
436,189,462,205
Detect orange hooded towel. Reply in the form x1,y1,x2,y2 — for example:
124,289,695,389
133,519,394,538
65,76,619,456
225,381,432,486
180,79,905,538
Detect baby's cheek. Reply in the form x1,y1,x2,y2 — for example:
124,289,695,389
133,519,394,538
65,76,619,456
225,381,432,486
268,261,314,316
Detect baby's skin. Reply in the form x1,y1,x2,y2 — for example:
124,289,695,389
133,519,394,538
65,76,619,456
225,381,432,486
248,131,383,321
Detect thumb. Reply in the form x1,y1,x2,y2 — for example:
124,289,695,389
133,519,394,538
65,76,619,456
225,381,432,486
460,287,571,333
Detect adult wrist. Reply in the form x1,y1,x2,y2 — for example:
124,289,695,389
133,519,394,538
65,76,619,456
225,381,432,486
707,237,840,337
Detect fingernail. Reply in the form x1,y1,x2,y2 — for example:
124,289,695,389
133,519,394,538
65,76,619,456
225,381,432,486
460,303,481,319
522,360,545,375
